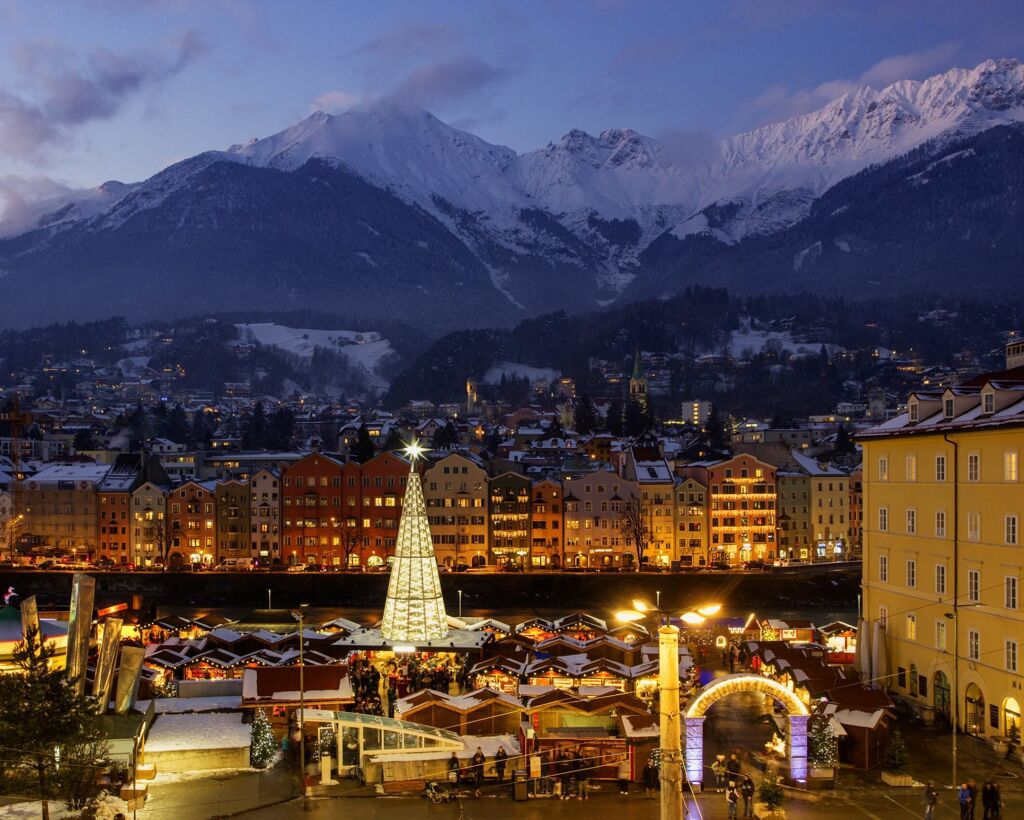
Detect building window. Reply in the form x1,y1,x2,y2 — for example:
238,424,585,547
879,506,888,532
879,554,888,582
906,508,916,534
935,620,946,651
909,404,919,423
1007,640,1018,673
984,393,995,414
1006,576,1019,610
968,569,981,603
968,511,981,542
1007,452,1020,482
968,630,980,661
944,398,955,419
905,455,917,482
906,559,916,588
935,455,946,482
906,614,917,641
935,564,947,595
935,510,946,538
1006,514,1018,546
968,453,980,482
878,457,888,482
879,606,888,627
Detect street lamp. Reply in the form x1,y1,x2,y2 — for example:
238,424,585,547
945,601,981,790
616,600,721,820
295,602,310,809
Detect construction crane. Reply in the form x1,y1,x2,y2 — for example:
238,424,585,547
0,395,33,561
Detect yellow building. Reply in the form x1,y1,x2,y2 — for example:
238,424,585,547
422,453,488,568
860,379,1024,741
673,477,709,567
620,441,675,567
777,451,850,562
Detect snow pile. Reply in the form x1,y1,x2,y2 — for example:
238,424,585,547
728,320,842,359
145,712,251,752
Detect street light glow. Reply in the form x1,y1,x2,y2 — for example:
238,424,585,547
615,609,645,623
697,603,722,617
681,611,706,625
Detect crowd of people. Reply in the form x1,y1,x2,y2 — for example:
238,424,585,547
347,653,471,717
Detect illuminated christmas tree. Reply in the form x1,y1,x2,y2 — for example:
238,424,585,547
380,441,449,643
250,708,276,769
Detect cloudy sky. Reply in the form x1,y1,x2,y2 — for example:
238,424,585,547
0,0,1022,198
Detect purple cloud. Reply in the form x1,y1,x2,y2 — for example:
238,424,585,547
0,29,209,162
387,58,510,110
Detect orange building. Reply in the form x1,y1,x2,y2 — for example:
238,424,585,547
530,479,563,568
358,451,412,569
280,453,345,567
167,480,217,568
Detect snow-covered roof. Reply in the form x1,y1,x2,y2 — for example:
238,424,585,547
145,712,250,752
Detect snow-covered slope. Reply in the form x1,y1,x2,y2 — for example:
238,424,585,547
236,323,396,394
3,58,1023,313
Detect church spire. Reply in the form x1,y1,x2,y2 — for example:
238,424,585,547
380,441,449,643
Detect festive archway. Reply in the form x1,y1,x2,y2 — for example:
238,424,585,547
683,673,810,785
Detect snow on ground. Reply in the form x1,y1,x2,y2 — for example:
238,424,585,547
135,695,243,714
146,712,251,752
236,323,396,392
482,361,561,385
2,793,127,820
728,320,842,359
116,355,151,373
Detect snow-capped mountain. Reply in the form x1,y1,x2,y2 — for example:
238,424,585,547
1,58,1023,329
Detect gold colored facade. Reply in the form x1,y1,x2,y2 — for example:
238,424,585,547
860,382,1024,740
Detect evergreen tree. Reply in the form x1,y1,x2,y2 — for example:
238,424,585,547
575,394,597,435
883,727,910,773
160,404,190,444
268,407,295,451
352,424,375,463
623,399,649,438
189,412,213,449
241,402,268,450
808,715,839,768
705,407,728,451
0,627,104,820
382,428,404,452
249,708,276,769
72,429,96,452
433,422,458,450
606,400,624,437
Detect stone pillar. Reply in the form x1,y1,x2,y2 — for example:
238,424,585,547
683,716,705,787
787,714,809,782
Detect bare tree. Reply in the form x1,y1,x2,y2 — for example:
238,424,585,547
340,518,364,570
621,495,652,572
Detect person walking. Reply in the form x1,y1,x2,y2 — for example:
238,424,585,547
494,746,508,785
924,780,938,820
471,746,486,789
642,758,658,798
741,775,755,818
575,748,589,800
968,779,977,820
959,782,973,820
712,756,726,793
617,754,631,795
726,781,739,819
981,781,1001,819
447,751,460,784
726,753,741,780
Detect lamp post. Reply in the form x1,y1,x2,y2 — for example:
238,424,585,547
945,601,980,790
617,600,721,820
296,602,310,809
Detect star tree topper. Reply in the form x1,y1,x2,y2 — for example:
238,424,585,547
402,438,430,463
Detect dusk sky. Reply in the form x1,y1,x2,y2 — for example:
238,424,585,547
1,0,1023,196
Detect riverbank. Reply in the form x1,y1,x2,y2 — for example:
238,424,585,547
0,565,860,610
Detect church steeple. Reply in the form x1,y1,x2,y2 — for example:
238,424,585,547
629,346,648,410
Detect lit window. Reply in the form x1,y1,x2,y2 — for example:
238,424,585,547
906,614,917,641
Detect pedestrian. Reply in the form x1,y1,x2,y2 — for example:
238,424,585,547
981,780,1001,819
472,746,486,788
741,775,755,817
447,751,460,784
617,753,631,795
642,758,658,798
495,746,508,784
386,685,397,718
968,779,977,820
726,780,739,819
712,756,726,793
924,780,938,820
726,753,741,779
959,781,972,820
576,748,589,800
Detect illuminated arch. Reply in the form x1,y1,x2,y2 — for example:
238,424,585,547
685,673,810,719
683,673,809,785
